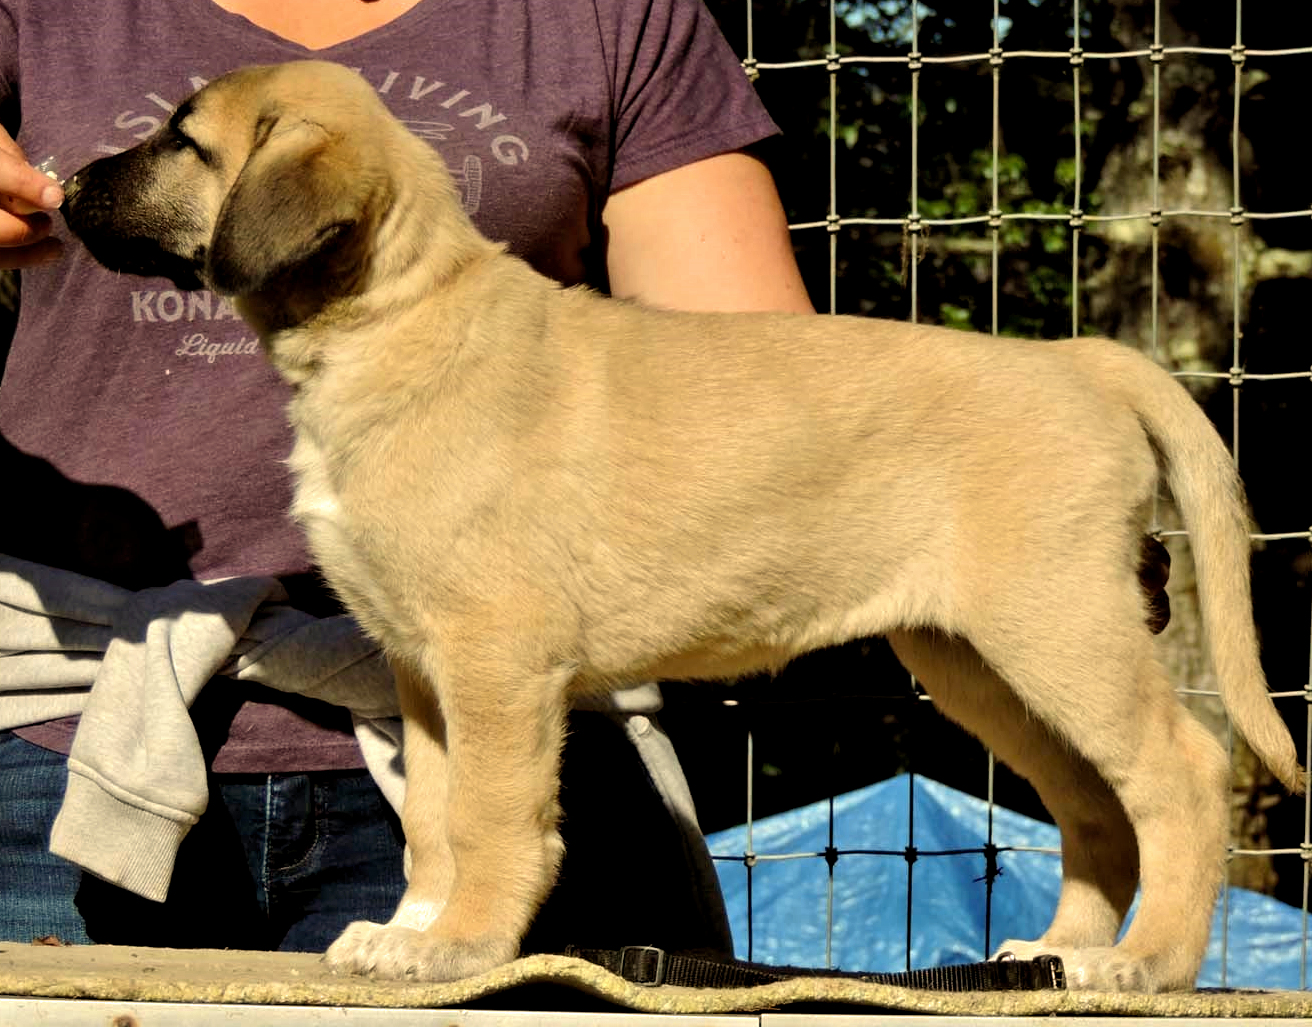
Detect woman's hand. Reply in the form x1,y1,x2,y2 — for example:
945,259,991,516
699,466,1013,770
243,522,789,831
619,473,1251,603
0,129,66,268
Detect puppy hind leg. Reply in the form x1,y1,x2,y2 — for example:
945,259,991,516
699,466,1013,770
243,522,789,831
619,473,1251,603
969,622,1228,992
888,630,1138,956
1104,679,1228,991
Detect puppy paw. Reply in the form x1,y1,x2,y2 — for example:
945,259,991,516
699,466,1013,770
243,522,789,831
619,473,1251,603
994,941,1169,992
323,920,515,981
992,938,1050,963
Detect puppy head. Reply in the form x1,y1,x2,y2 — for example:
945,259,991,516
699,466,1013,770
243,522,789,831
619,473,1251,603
63,62,405,305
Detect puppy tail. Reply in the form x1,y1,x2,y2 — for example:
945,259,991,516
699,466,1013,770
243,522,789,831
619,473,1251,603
1102,342,1306,796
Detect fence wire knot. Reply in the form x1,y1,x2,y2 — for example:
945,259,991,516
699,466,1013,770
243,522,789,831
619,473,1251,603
1068,46,1085,67
974,842,1004,886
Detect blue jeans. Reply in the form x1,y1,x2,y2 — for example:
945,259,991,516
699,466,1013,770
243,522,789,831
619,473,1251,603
0,731,406,951
1,713,730,955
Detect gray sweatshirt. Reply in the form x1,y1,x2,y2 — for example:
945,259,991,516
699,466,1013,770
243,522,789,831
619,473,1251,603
0,554,698,910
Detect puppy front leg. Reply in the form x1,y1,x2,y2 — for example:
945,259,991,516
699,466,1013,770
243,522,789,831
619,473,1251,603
387,658,462,933
326,649,568,981
325,658,455,973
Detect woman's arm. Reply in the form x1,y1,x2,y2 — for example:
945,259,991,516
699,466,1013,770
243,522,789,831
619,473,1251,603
603,150,813,315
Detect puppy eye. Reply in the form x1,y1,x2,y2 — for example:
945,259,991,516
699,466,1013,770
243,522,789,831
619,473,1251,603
163,126,214,165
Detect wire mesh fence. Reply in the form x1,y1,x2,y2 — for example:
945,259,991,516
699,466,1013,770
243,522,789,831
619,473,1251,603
668,0,1312,992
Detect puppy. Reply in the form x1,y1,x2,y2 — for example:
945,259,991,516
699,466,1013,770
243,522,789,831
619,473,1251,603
62,60,1304,991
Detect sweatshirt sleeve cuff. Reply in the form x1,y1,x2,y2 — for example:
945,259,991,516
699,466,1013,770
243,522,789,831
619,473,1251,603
49,764,196,903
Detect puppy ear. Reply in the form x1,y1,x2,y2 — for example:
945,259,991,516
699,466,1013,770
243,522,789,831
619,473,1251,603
206,114,386,296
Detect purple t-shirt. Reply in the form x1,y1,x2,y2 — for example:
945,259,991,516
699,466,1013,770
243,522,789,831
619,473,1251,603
1,0,779,770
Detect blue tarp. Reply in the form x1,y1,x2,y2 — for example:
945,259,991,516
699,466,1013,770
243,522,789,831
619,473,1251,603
705,774,1309,989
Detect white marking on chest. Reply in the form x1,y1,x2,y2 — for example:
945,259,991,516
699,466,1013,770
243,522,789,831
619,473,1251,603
287,434,345,526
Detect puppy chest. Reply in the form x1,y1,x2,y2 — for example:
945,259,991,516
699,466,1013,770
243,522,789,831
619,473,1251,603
286,440,370,579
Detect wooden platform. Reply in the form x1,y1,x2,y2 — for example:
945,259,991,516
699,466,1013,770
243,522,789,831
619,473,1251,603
2,943,1309,1022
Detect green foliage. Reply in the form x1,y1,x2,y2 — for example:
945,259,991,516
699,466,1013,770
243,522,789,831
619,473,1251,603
707,0,1127,336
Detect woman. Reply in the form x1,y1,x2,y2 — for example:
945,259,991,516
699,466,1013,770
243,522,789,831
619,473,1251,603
0,0,812,952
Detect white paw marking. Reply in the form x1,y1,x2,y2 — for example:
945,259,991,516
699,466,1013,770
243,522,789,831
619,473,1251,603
388,898,443,931
993,941,1164,992
323,919,515,982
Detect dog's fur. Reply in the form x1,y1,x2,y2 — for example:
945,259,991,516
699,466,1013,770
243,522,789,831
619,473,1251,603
62,60,1304,992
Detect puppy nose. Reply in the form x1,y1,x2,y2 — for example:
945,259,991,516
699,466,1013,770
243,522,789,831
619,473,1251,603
60,172,82,203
